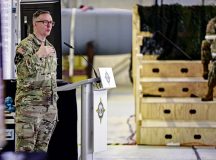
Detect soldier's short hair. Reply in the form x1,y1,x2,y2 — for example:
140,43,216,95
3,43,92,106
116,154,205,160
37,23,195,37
32,10,51,22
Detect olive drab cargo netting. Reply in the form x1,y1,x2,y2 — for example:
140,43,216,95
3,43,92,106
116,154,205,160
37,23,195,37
138,4,216,60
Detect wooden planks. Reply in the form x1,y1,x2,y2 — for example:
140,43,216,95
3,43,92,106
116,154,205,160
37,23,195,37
140,120,216,146
132,4,216,146
140,60,203,77
141,98,216,120
140,77,215,97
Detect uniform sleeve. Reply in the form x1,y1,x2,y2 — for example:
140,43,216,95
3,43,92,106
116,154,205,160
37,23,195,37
201,40,212,63
15,42,40,78
206,17,216,34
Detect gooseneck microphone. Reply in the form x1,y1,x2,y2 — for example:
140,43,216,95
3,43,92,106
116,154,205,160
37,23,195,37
63,42,99,79
64,42,74,49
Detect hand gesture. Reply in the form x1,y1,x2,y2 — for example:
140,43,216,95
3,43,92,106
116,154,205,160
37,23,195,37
36,42,55,58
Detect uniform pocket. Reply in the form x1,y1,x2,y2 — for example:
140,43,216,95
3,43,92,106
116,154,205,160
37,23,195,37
16,119,35,138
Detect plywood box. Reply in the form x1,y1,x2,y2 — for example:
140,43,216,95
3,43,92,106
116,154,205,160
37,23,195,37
140,60,203,77
139,120,216,146
140,55,159,60
141,97,216,120
140,77,215,97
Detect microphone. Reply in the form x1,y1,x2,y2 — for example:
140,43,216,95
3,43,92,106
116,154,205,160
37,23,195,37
63,42,100,79
64,42,74,49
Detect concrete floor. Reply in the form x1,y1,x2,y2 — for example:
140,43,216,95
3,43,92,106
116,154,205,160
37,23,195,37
76,84,216,160
94,145,216,160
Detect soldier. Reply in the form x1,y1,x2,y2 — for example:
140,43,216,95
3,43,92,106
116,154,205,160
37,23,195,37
201,17,216,101
14,10,58,152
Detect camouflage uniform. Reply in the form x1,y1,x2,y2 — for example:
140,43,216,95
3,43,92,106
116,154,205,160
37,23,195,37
14,34,58,151
201,17,216,101
201,40,211,79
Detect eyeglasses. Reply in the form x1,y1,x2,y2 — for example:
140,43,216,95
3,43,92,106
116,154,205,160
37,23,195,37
36,20,55,26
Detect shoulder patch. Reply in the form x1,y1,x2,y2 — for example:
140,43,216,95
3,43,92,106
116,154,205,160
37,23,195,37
14,53,24,65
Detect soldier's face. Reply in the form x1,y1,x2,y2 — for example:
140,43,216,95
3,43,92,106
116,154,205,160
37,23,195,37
34,13,53,38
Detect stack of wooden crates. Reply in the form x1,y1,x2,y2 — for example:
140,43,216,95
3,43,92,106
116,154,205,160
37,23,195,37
132,5,216,146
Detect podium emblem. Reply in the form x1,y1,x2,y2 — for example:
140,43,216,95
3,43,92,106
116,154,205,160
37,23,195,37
105,71,110,84
96,98,105,123
98,68,116,89
93,89,107,152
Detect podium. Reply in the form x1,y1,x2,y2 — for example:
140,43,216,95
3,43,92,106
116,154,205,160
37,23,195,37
55,77,105,160
48,80,78,160
1,80,78,159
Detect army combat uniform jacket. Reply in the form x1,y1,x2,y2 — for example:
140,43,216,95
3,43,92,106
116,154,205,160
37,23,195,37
14,33,58,152
201,17,216,88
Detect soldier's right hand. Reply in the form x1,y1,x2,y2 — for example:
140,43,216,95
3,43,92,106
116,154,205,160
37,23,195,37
36,42,55,58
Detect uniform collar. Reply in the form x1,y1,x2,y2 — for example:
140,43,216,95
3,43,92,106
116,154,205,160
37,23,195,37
31,33,47,46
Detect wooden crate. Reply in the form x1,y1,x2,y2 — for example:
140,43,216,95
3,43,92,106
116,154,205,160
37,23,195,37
140,77,216,97
139,120,216,146
140,97,216,120
140,60,203,78
132,4,216,147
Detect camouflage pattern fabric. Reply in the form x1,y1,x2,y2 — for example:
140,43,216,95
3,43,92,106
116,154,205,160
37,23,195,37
206,17,216,35
14,34,58,152
201,40,212,63
203,17,216,88
211,40,216,53
208,61,216,88
15,105,57,152
205,16,216,55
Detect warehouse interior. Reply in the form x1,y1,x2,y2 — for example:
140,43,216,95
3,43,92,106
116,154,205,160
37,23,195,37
1,0,216,160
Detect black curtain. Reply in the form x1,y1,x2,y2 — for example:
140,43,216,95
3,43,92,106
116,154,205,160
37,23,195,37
138,4,216,60
48,80,78,160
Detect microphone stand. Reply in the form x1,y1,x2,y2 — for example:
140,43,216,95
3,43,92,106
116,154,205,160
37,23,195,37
63,42,101,88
